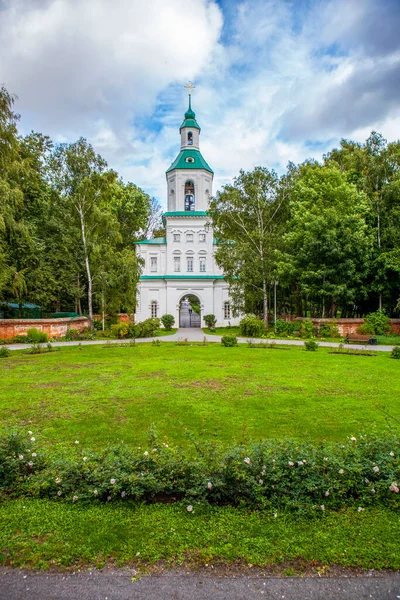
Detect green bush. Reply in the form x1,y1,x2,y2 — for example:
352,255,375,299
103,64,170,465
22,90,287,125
221,334,238,347
0,429,399,513
10,335,30,343
319,320,340,338
132,318,160,338
0,347,11,358
161,314,175,331
64,327,96,341
300,320,316,338
203,314,217,330
239,314,265,337
359,311,391,336
0,338,6,345
110,322,130,339
304,340,319,351
274,319,299,337
391,346,400,359
27,328,48,343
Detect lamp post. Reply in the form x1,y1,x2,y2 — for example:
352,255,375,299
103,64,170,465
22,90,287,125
274,280,278,333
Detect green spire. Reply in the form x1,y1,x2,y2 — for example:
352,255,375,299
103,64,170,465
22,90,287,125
180,95,201,131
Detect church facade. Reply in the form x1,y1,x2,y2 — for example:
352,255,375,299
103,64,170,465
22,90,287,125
134,95,239,328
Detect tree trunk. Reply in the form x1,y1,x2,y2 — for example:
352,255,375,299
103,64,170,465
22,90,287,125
78,205,93,323
102,289,105,331
262,278,268,326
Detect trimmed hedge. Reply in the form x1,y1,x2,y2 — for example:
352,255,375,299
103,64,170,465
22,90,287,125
1,429,399,513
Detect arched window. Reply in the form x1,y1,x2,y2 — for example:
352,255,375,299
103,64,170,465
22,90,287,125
184,180,195,211
187,131,193,145
223,301,231,320
151,301,158,318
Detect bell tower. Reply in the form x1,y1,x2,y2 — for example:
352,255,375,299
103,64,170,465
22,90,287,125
166,84,213,213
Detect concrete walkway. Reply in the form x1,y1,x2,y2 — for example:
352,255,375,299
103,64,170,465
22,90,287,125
4,327,396,352
0,568,399,600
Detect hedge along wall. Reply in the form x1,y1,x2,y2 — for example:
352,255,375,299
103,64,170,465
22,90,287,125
0,316,91,340
295,318,400,336
92,313,134,324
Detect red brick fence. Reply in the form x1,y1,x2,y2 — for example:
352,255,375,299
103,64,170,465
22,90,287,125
294,318,400,336
0,317,91,340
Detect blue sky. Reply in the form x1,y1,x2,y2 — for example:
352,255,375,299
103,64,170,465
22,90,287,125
1,0,399,206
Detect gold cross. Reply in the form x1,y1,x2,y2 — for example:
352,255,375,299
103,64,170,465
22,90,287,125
184,81,196,94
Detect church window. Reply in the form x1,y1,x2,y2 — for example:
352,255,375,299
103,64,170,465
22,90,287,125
187,131,193,145
151,301,158,318
174,256,181,272
224,301,231,319
199,233,206,243
187,257,193,272
184,180,195,211
150,257,157,272
173,233,180,242
199,257,206,272
186,232,194,243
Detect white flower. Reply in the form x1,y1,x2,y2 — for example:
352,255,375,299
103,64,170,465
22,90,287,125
143,451,149,456
365,478,370,484
152,448,157,452
272,459,276,463
18,455,24,460
357,507,364,512
55,477,61,484
187,505,193,512
297,461,304,466
373,466,380,473
83,457,88,462
273,513,277,518
93,490,98,495
259,479,263,484
207,482,213,489
110,478,116,485
75,440,79,445
27,449,30,453
389,452,394,457
262,465,267,469
30,437,35,442
121,491,126,498
261,470,266,476
390,482,399,493
350,436,357,441
371,488,376,494
72,495,78,502
57,490,62,496
338,469,344,475
32,453,37,457
163,443,169,447
320,505,325,511
325,490,330,497
324,457,329,461
107,496,111,501
28,461,33,468
28,431,32,435
244,457,251,465
288,461,294,467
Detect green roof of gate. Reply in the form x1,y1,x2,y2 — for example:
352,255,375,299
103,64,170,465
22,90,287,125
166,149,213,174
135,237,166,245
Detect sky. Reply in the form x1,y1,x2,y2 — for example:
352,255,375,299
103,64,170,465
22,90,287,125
1,0,400,206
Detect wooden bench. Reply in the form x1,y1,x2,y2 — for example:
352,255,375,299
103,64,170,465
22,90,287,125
345,333,377,345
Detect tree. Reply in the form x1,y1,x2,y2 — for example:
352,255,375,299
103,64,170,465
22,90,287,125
208,167,286,325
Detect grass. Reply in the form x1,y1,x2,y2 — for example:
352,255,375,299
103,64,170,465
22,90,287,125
155,328,178,337
0,500,399,570
0,343,399,451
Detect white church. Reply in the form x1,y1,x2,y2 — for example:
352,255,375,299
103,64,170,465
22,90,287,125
134,92,240,328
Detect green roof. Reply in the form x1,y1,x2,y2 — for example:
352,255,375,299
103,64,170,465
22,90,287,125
166,149,213,174
135,237,166,245
140,275,225,280
180,95,200,131
163,211,207,218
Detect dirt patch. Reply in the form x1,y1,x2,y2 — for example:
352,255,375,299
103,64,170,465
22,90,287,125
174,377,236,391
31,382,62,389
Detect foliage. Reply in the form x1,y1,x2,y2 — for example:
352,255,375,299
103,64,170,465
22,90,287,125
299,320,316,338
0,347,10,358
160,314,175,331
318,320,340,338
203,314,217,329
26,328,48,343
304,340,319,351
274,319,300,336
221,335,238,347
110,322,129,339
0,428,399,515
359,311,391,335
132,317,160,338
239,314,265,337
391,346,400,359
64,328,96,341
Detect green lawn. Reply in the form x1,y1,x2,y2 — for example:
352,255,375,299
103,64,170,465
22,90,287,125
1,500,399,570
1,343,399,451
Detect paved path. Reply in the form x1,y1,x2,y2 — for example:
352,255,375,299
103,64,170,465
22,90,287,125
1,568,399,600
4,327,395,352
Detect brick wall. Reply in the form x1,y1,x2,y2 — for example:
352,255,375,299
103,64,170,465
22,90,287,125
0,317,91,340
295,317,400,336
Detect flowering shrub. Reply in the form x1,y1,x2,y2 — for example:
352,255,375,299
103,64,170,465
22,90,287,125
0,429,399,514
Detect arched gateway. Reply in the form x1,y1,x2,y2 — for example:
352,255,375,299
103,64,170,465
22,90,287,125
134,89,240,328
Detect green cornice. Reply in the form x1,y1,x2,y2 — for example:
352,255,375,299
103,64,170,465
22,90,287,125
140,275,225,280
166,149,213,174
163,211,207,217
135,237,166,245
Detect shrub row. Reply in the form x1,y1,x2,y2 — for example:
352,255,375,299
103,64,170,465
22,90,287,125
1,430,398,513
